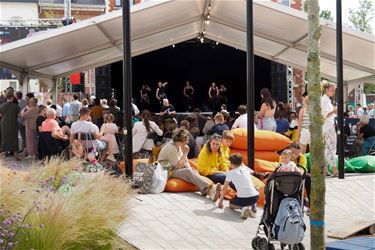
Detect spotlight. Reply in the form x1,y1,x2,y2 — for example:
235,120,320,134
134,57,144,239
172,44,175,48
200,37,204,43
207,14,210,19
203,30,206,35
216,41,219,45
208,4,211,10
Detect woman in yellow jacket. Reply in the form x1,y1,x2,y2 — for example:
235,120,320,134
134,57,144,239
197,134,230,185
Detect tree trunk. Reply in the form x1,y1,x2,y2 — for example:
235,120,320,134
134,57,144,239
307,0,326,249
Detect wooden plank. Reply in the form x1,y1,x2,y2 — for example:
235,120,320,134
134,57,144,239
328,221,375,240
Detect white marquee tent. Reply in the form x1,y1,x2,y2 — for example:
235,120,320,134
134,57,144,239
0,0,374,85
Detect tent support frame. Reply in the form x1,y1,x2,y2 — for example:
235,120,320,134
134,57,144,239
247,0,255,169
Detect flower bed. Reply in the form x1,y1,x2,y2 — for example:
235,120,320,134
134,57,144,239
0,158,134,250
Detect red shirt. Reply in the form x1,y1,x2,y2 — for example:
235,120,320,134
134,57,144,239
41,118,59,132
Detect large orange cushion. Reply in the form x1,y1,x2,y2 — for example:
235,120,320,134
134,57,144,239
230,148,280,163
251,175,265,206
164,178,199,192
254,159,278,173
231,128,292,151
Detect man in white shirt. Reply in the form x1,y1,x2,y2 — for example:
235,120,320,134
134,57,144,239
70,107,101,151
232,105,258,130
69,94,82,122
367,103,374,118
356,104,364,118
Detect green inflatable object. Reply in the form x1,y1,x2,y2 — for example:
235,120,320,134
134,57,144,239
304,153,356,173
348,155,375,173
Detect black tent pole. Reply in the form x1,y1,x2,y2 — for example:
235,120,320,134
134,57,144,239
336,0,345,179
247,0,255,169
122,0,133,177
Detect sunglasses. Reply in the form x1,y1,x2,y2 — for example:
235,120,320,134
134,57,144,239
211,134,223,140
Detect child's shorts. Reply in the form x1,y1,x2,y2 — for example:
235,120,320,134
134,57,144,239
230,195,258,207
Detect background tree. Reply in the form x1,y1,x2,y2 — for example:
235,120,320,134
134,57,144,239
320,9,334,21
364,83,375,95
303,2,334,22
306,0,326,249
348,0,374,33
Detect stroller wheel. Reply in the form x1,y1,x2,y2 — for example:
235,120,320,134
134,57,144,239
292,243,305,250
258,238,269,250
267,243,275,250
251,237,261,250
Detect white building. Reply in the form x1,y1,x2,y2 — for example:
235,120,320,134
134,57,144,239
0,0,39,21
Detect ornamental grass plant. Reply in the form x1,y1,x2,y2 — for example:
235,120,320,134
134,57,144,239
0,157,133,250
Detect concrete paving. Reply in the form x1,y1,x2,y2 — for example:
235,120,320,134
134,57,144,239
118,174,375,250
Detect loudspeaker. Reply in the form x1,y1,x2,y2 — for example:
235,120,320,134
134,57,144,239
270,62,287,103
95,65,112,99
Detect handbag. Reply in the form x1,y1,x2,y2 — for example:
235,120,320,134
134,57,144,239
149,162,168,194
72,132,85,158
146,126,159,145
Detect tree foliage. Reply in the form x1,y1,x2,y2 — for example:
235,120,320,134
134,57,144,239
364,83,375,94
320,9,334,21
348,0,374,34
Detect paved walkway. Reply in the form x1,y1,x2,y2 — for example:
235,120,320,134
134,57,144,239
118,174,375,250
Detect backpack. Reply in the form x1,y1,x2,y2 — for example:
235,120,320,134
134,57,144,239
272,198,305,245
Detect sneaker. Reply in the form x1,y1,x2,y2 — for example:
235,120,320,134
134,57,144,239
249,205,257,218
208,183,222,202
241,206,251,219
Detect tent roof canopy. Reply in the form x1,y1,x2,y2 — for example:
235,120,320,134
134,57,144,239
1,0,374,83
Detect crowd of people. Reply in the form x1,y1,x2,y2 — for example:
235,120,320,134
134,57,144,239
0,81,374,217
1,83,374,164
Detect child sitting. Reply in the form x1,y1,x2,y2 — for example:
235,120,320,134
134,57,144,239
277,149,302,173
218,153,259,219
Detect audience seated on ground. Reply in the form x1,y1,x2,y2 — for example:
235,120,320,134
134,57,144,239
357,115,375,156
70,107,102,155
179,120,197,159
210,113,229,136
197,134,229,185
218,153,258,220
157,128,221,201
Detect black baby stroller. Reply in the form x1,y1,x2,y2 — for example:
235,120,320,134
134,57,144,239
252,166,307,250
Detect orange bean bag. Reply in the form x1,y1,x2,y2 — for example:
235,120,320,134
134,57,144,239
230,148,280,163
252,175,265,206
254,159,278,173
165,178,199,192
164,175,213,192
231,128,292,151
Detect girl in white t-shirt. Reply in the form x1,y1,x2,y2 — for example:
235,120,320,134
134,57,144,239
218,153,259,220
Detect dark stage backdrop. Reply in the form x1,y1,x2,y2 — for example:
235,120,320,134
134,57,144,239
110,40,271,113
